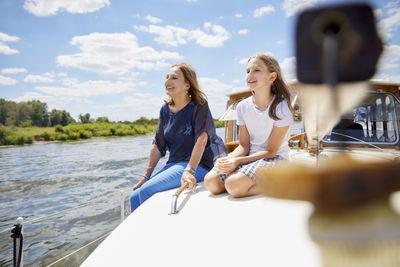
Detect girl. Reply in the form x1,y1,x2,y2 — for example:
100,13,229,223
204,53,294,197
130,62,226,212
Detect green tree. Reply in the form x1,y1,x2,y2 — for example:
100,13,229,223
79,113,91,124
50,109,75,126
96,116,109,123
50,109,62,126
4,101,17,126
61,111,69,126
0,99,8,125
29,100,49,126
16,102,31,126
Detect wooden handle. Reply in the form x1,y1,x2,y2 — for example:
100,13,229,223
173,183,187,197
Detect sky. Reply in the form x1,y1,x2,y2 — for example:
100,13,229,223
0,0,399,122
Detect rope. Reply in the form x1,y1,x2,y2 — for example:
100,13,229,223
46,231,111,267
0,190,131,235
330,131,398,156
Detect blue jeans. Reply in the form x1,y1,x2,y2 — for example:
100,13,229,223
130,162,208,212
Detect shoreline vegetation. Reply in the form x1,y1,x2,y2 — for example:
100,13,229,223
0,98,224,147
0,118,225,147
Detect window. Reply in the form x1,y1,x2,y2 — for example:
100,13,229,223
323,92,399,145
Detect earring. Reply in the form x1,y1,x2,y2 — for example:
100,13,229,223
186,90,192,98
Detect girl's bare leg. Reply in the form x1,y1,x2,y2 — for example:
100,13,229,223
224,172,259,197
204,170,226,195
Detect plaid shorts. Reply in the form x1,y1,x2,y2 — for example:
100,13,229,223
212,155,284,182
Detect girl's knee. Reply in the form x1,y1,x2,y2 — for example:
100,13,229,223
224,179,242,198
225,175,255,198
204,172,225,195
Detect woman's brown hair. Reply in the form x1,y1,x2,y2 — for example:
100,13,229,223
165,62,207,106
248,53,294,120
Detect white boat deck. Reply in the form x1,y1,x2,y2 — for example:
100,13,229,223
82,182,321,267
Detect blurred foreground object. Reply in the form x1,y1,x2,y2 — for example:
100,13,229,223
258,154,400,208
258,2,400,267
295,2,382,147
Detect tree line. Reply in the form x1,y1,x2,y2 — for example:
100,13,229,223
0,98,76,127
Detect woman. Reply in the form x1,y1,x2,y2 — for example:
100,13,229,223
204,53,294,197
130,62,226,212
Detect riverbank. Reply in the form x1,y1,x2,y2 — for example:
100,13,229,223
0,119,225,146
0,121,157,146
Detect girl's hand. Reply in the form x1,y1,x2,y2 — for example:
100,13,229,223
216,157,239,174
181,171,197,191
133,177,148,190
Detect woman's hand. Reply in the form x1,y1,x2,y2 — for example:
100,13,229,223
133,177,148,190
181,171,197,190
216,157,239,174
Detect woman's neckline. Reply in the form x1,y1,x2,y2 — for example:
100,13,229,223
168,100,192,114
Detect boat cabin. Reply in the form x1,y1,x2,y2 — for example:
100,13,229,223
220,81,400,152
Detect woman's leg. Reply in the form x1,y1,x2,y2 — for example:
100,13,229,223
130,162,208,212
130,162,183,212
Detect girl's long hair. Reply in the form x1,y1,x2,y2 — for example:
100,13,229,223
165,62,206,106
248,53,294,120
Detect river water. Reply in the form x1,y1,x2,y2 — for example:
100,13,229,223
0,128,230,266
0,124,303,266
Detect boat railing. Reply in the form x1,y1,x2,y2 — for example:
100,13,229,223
0,186,135,267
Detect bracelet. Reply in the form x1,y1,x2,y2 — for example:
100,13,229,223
184,167,196,175
143,175,150,180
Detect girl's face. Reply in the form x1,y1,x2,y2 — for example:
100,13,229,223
246,58,276,92
165,66,190,98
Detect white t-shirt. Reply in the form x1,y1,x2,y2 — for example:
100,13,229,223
236,96,294,159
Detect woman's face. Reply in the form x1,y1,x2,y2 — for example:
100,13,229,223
165,66,190,98
246,58,275,92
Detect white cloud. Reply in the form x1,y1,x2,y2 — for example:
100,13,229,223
377,2,400,41
1,68,27,74
23,0,110,16
372,73,400,83
24,74,54,83
13,92,55,103
0,32,19,42
186,0,198,2
134,25,189,47
35,79,136,98
57,32,182,75
374,8,384,19
253,6,275,18
280,56,297,82
92,94,164,120
281,0,318,17
145,15,162,24
378,44,400,71
199,77,234,117
238,29,248,35
239,58,248,65
134,22,230,48
234,14,243,18
0,75,18,85
0,32,20,55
